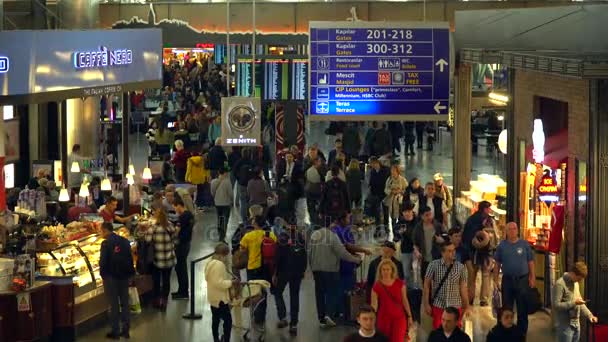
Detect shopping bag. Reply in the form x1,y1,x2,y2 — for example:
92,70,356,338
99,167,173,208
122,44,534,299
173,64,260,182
128,287,141,314
491,287,502,318
463,318,473,341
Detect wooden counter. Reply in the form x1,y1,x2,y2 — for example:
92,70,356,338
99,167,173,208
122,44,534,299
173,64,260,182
0,281,53,342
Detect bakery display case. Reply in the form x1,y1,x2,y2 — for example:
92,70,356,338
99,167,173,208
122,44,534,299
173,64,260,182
36,234,103,297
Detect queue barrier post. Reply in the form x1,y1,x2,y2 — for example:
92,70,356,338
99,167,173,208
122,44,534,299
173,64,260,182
182,252,215,320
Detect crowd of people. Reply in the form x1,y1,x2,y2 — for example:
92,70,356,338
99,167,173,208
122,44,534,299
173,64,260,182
93,56,599,342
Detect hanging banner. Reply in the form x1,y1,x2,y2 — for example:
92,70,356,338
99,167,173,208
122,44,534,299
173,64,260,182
275,102,305,157
220,97,261,147
548,204,565,253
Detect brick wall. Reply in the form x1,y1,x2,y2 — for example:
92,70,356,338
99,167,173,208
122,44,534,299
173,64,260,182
513,69,589,268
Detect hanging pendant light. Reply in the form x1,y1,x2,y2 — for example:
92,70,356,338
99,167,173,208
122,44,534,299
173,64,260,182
128,163,136,176
58,188,70,202
126,173,135,185
142,167,152,180
70,161,80,173
79,182,90,197
101,177,112,191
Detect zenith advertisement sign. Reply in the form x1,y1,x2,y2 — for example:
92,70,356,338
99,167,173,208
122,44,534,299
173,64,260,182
73,47,133,69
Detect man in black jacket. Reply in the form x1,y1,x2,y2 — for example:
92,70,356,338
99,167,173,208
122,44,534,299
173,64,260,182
208,139,227,178
272,224,307,336
367,157,389,225
172,196,195,300
320,165,350,225
428,307,471,342
394,203,419,287
100,222,135,339
421,182,448,226
412,206,446,278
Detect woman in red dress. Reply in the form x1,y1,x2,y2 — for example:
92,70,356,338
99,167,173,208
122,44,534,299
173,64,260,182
371,259,414,342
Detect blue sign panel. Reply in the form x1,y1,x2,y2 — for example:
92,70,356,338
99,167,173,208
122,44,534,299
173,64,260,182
309,22,451,120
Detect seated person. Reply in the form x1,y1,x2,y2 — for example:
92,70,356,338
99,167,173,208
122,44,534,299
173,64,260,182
99,196,136,224
367,241,405,296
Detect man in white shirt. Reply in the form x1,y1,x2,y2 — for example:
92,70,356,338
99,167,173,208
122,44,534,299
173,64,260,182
204,243,237,342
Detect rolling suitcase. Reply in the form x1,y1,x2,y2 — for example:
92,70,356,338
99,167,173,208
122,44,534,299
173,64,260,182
345,255,369,322
592,323,608,342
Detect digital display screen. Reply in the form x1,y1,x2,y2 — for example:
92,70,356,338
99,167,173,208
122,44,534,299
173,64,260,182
291,59,308,101
264,59,289,101
309,23,450,119
236,58,262,97
214,44,238,65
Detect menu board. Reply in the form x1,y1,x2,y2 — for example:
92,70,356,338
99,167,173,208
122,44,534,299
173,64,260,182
309,22,451,120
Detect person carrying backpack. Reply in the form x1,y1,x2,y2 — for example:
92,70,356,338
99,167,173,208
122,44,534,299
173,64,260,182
320,165,350,225
233,148,256,223
271,222,307,336
99,222,135,339
239,215,277,326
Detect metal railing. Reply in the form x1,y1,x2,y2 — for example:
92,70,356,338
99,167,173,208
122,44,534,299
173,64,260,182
182,252,215,320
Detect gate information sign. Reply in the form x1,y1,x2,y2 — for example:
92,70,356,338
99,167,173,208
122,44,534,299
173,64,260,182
309,21,451,121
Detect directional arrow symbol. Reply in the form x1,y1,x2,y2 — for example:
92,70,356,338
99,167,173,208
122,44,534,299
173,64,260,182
435,59,448,72
434,101,447,114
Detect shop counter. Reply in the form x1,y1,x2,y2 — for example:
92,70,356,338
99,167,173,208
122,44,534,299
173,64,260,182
0,281,53,342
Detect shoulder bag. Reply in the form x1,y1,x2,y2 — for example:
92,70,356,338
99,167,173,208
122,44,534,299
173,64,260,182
429,263,454,306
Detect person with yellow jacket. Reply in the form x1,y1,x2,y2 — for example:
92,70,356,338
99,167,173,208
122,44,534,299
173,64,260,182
186,153,212,209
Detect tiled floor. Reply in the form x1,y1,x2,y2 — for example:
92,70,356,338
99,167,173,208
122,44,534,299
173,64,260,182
79,126,552,341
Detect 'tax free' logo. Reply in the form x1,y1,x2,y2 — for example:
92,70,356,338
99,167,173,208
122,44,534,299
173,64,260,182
0,56,9,73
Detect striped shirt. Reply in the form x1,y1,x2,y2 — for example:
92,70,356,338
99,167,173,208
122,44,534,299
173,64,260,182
425,259,468,309
145,223,177,269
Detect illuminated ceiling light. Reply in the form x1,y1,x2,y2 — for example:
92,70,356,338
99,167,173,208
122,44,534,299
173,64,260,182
101,177,112,191
497,115,504,121
142,167,152,180
488,92,509,103
58,188,70,202
129,163,136,176
79,182,90,197
126,173,135,185
71,161,80,173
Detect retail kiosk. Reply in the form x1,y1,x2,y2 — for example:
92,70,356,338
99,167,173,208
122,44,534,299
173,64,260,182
0,28,162,341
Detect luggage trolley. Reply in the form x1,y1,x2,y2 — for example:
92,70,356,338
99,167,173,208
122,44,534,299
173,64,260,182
231,279,271,342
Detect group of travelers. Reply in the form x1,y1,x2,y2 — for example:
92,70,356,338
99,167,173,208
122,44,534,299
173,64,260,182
93,55,599,342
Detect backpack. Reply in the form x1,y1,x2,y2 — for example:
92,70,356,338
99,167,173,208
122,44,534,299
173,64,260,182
109,237,134,278
277,182,295,213
325,179,346,215
237,161,255,186
261,231,278,274
285,232,307,274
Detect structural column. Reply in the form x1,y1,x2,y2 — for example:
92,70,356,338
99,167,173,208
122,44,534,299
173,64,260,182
453,63,472,202
587,79,608,320
122,92,130,213
505,69,519,224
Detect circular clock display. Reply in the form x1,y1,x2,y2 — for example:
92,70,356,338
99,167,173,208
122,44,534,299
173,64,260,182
227,105,256,133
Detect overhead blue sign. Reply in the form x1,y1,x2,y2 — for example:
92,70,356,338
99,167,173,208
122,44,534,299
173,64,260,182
309,22,451,120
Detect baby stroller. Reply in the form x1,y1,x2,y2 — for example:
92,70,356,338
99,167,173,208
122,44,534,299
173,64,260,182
231,279,271,342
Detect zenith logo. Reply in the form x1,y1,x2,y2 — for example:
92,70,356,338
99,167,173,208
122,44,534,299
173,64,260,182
0,56,9,73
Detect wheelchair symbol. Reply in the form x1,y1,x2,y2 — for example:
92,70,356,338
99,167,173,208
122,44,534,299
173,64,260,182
316,102,329,114
317,57,329,70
